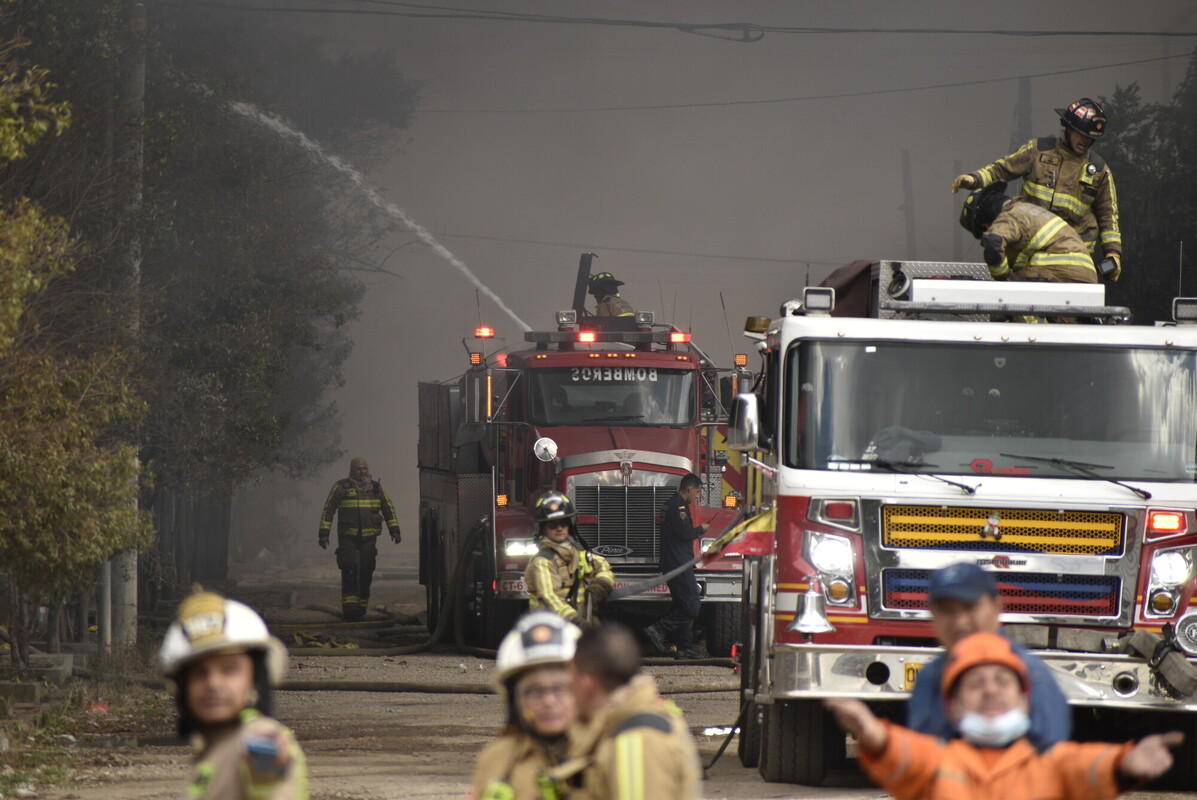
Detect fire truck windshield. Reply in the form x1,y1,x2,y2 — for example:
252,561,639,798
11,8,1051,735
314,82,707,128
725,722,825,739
528,367,696,426
784,341,1197,482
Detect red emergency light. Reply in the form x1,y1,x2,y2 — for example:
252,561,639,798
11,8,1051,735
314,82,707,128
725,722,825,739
475,326,495,339
1148,510,1187,538
669,331,691,344
578,331,597,343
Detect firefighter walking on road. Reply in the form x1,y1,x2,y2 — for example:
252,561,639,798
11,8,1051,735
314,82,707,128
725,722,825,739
525,491,614,626
952,97,1122,280
468,611,582,800
549,623,702,799
159,591,308,800
318,456,401,620
960,181,1098,284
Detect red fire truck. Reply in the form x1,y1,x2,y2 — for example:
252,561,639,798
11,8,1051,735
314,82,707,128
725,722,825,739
418,256,749,650
729,261,1197,786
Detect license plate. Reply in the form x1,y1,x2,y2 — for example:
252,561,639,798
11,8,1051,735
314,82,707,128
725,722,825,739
500,579,526,593
903,662,924,691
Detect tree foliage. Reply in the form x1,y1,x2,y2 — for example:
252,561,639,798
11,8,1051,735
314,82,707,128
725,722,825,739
0,25,152,600
1099,49,1197,322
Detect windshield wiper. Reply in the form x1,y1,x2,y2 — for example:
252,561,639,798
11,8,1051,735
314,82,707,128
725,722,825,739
582,414,644,423
829,458,977,496
999,453,1151,500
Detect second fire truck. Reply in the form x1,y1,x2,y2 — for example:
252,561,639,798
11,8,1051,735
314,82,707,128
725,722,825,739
729,261,1197,786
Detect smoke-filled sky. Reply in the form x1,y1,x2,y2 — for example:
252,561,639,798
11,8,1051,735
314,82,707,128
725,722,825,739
231,2,1197,565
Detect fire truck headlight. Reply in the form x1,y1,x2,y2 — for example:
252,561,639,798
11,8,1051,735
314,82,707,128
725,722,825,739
504,539,538,558
810,535,853,575
1151,550,1191,587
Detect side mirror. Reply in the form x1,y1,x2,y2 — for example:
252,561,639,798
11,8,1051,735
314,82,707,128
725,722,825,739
533,437,558,462
727,393,760,451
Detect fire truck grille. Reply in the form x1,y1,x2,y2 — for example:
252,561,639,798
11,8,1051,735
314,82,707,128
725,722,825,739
574,485,671,562
881,568,1122,617
882,505,1124,556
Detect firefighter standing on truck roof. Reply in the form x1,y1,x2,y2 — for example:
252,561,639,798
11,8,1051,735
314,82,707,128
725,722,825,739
547,622,702,800
467,611,582,800
318,457,401,620
159,591,309,800
952,97,1122,281
960,181,1097,284
588,272,634,317
525,490,614,626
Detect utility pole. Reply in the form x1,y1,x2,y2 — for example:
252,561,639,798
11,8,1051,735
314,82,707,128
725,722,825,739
902,149,917,260
109,0,146,649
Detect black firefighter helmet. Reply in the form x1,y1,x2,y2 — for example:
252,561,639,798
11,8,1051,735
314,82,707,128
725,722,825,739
1056,97,1107,139
534,490,576,537
587,272,624,299
959,181,1009,239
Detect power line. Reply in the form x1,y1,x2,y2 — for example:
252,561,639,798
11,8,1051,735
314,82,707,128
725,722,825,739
420,52,1193,114
161,0,1197,41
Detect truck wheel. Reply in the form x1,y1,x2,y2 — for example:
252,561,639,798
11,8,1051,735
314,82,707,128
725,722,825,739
704,602,740,657
738,700,762,768
759,700,829,785
481,592,522,650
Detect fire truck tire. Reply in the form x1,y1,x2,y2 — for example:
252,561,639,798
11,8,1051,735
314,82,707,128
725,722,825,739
481,593,522,650
704,602,740,658
738,700,762,768
759,700,828,785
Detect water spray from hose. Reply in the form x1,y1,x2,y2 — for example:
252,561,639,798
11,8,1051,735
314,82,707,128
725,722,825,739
228,102,532,333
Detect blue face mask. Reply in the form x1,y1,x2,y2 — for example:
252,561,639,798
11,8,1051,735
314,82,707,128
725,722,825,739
956,707,1030,748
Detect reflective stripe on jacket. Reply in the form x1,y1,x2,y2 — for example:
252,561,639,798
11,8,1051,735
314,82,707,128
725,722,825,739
186,709,308,800
525,540,614,622
319,479,399,537
548,674,701,800
970,135,1121,258
987,202,1096,282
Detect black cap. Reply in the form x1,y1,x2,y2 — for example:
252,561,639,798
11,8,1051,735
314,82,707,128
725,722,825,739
928,563,998,605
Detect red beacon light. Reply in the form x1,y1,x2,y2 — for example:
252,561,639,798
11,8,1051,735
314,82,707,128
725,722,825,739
1148,510,1187,538
669,331,692,344
578,331,597,343
475,326,495,339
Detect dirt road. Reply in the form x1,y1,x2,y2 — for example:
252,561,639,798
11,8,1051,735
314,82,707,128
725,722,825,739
38,555,1194,800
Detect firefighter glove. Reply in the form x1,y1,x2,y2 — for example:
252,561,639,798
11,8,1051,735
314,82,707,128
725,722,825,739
951,173,975,193
589,580,612,605
981,233,1004,268
1101,253,1121,282
318,534,329,550
390,528,401,544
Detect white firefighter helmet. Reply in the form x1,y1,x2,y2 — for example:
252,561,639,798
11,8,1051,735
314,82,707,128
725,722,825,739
158,591,288,685
495,611,581,686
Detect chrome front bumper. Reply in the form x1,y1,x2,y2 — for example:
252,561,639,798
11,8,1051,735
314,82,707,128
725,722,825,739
760,643,1197,711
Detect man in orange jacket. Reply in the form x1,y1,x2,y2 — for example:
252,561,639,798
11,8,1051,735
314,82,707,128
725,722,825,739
825,632,1182,800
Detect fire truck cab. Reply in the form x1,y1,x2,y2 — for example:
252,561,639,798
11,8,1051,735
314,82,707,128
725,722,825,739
729,261,1197,786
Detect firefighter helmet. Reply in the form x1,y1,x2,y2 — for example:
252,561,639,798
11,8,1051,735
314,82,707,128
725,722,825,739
1056,97,1107,139
495,611,581,685
587,272,624,297
534,490,576,525
158,592,288,684
959,182,1009,239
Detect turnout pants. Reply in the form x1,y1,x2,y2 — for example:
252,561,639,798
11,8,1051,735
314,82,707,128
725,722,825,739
655,567,701,649
336,533,378,620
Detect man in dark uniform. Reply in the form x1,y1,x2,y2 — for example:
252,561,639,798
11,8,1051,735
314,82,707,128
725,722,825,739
318,457,401,620
644,473,709,660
